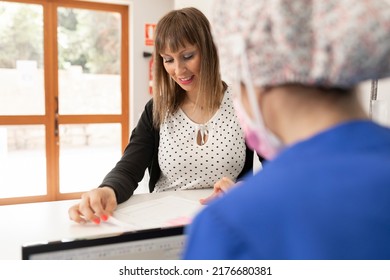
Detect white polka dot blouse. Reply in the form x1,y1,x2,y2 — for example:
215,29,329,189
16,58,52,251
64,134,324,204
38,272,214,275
154,88,246,192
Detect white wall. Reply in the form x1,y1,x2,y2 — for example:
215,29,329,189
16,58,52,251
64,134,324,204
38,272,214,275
174,0,213,20
357,78,390,126
129,0,174,130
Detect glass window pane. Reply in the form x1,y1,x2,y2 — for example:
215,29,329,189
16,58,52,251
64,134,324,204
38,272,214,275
0,125,46,198
59,124,122,193
58,8,122,115
0,2,45,116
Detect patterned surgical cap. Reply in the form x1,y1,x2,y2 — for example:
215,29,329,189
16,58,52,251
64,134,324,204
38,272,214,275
213,0,390,88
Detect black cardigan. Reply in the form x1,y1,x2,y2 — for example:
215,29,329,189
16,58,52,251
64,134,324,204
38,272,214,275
100,99,262,204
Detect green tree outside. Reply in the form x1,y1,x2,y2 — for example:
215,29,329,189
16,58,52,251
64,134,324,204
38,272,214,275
0,2,121,75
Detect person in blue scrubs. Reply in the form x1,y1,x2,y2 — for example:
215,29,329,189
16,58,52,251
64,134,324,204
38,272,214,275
183,0,390,259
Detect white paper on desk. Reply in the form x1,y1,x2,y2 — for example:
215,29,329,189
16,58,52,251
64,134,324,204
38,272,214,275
113,196,204,230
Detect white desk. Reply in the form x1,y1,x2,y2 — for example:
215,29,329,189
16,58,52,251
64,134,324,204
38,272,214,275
0,189,211,260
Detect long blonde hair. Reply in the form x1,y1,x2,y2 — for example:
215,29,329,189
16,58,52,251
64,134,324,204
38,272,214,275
152,7,227,128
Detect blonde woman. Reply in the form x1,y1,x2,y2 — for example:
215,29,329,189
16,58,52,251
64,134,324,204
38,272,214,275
68,7,261,224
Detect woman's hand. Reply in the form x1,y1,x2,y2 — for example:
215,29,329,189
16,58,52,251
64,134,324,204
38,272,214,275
68,186,117,224
200,177,238,205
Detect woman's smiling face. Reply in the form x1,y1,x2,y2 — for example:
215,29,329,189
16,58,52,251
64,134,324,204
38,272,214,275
160,43,201,94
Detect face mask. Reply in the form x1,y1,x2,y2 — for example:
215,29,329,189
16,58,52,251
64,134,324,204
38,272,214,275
228,35,284,160
233,96,283,160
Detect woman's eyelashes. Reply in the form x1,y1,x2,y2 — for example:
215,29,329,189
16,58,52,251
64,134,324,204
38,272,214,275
163,57,173,63
161,54,173,63
162,53,195,64
183,53,194,60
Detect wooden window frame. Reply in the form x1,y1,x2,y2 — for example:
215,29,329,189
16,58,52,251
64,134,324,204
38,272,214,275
0,0,129,205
